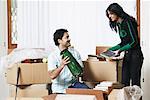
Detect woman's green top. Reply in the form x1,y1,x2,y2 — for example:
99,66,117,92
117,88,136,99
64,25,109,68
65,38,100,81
109,18,140,52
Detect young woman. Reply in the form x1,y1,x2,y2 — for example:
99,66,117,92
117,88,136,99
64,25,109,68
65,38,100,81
106,3,144,87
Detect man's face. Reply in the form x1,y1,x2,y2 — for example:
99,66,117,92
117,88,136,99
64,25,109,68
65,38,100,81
59,32,71,47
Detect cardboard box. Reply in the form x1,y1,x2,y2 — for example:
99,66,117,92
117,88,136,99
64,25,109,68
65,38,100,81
43,94,97,100
6,63,51,85
43,94,57,100
9,84,48,97
108,89,121,100
117,60,123,83
83,61,117,82
96,46,110,55
66,88,104,100
56,94,96,100
7,97,43,100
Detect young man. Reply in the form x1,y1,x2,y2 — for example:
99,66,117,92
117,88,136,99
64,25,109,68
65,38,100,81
48,29,88,93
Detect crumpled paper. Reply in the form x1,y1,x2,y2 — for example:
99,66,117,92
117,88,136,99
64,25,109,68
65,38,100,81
1,48,49,69
118,85,143,100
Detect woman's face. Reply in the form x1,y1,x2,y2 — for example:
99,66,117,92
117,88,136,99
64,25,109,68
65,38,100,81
107,11,119,22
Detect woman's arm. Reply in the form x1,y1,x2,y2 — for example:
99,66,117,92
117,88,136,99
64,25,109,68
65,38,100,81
119,19,139,51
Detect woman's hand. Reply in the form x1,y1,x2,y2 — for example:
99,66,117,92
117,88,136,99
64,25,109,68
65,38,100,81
111,51,125,60
111,50,121,57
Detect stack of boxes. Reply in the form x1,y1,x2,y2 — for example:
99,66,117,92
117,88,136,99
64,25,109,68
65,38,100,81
83,46,122,83
6,62,51,99
82,46,123,99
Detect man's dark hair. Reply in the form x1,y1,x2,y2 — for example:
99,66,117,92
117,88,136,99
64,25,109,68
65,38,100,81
53,29,68,46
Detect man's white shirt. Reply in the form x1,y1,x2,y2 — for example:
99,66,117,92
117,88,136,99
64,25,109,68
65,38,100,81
48,47,83,93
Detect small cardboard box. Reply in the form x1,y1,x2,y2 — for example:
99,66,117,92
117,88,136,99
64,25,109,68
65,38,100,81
6,63,51,85
66,88,104,100
9,84,48,97
7,97,43,100
83,61,117,82
108,89,121,100
43,94,97,100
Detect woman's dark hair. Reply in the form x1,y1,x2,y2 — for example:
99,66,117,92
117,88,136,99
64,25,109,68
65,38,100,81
53,29,68,46
106,3,136,32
